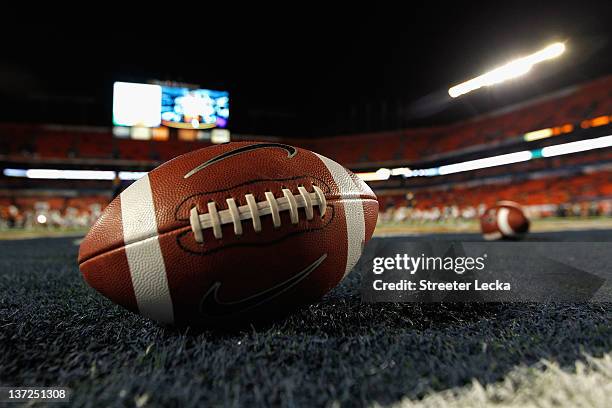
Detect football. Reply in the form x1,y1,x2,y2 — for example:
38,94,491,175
78,142,378,326
480,200,530,240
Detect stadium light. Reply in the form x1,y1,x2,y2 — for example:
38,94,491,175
118,171,148,180
2,169,148,181
541,135,612,157
523,128,554,142
356,168,391,181
354,133,609,182
355,172,381,181
3,169,27,177
581,115,611,129
523,124,574,142
438,151,533,175
448,42,566,98
390,167,412,176
25,169,117,180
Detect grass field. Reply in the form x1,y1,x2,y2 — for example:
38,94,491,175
0,233,610,407
0,227,88,240
2,217,611,241
373,217,612,236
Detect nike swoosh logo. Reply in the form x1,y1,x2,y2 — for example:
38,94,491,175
184,143,298,179
199,253,327,318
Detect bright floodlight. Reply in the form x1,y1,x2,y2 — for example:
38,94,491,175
356,168,391,182
541,135,612,157
449,42,566,98
2,169,148,181
438,151,533,175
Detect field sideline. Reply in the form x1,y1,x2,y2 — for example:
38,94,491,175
2,217,612,240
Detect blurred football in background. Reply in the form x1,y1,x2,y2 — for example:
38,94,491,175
480,201,530,240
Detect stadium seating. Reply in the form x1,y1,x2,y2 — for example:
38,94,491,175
117,139,148,161
78,132,115,158
1,75,611,230
381,170,611,212
1,75,611,165
36,131,77,159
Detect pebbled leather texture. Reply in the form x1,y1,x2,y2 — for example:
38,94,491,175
78,142,378,326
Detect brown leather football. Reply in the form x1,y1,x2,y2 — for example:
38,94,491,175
480,200,530,240
78,142,378,326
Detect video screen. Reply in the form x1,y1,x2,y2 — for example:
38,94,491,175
112,82,162,127
112,82,229,130
161,87,229,129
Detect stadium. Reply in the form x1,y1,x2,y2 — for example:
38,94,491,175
1,5,611,407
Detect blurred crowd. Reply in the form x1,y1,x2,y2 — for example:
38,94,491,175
0,199,104,230
1,196,610,232
378,199,612,224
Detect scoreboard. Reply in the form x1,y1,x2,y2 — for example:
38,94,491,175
112,81,230,143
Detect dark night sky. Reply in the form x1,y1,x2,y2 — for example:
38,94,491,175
1,3,611,137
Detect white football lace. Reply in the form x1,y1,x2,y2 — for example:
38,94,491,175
190,186,327,243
